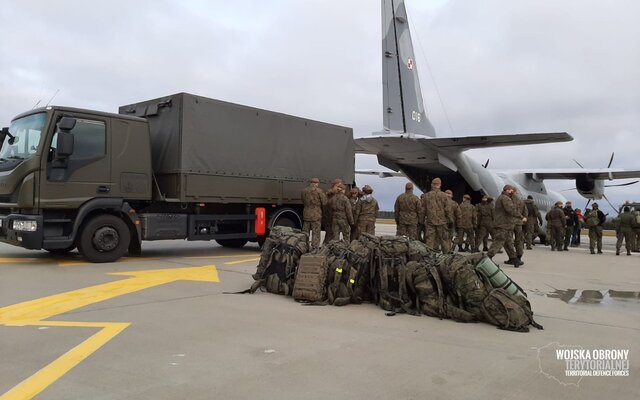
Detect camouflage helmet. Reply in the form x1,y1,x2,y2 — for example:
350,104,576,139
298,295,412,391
503,184,515,192
431,177,442,186
463,194,471,200
310,177,320,183
362,185,373,194
445,189,453,195
405,182,414,191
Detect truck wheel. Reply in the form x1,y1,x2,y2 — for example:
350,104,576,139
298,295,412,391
273,217,297,228
78,215,131,263
216,239,248,248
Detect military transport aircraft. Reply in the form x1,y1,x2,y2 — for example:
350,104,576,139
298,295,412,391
356,0,640,216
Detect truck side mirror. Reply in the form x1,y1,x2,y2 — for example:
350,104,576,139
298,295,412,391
57,117,77,131
0,127,8,143
56,131,74,157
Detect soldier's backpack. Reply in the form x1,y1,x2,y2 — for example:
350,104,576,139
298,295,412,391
347,240,375,304
407,260,475,322
372,236,413,314
482,288,544,332
585,211,599,228
251,226,309,295
293,255,328,303
407,240,430,262
434,252,489,319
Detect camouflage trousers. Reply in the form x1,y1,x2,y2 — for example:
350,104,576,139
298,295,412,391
524,221,538,247
397,223,419,240
332,219,351,243
488,226,516,259
634,229,640,251
550,225,564,250
357,220,375,237
588,226,603,252
513,224,524,257
616,229,634,253
302,220,322,249
475,224,492,250
456,227,475,249
563,226,574,249
426,224,451,253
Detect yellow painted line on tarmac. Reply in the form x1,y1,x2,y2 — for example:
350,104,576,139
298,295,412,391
184,254,257,260
0,321,129,400
0,258,46,264
0,265,219,399
224,257,260,265
57,257,157,267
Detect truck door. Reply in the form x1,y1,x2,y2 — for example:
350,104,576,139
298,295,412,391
39,115,111,208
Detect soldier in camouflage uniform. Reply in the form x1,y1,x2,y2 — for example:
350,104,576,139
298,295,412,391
487,185,522,267
394,182,423,240
455,194,477,252
524,195,542,249
348,187,360,241
355,185,379,237
330,184,354,242
546,201,567,251
562,201,578,251
616,206,636,256
301,177,327,249
475,196,494,252
445,190,458,247
585,203,605,254
422,178,453,253
511,190,527,266
322,179,343,244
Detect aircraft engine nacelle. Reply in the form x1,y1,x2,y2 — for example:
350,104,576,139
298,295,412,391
575,175,604,199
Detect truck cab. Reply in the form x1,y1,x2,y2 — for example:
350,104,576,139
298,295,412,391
0,106,152,259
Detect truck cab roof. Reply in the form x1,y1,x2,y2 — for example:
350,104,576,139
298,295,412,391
12,106,147,123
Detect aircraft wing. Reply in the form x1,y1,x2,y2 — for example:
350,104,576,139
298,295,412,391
518,169,640,181
355,132,572,154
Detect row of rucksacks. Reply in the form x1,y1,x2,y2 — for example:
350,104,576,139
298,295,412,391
249,227,543,333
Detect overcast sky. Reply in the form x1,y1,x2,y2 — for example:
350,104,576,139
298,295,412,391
1,0,639,214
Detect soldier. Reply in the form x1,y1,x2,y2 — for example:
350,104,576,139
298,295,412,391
511,190,527,264
445,189,458,245
394,182,423,240
355,185,379,237
633,210,640,252
572,208,584,246
423,177,453,253
487,185,522,267
475,196,494,252
546,201,567,251
524,195,542,249
330,184,354,242
562,201,578,251
456,194,477,252
301,177,327,249
584,203,606,254
616,206,636,256
322,178,343,243
348,186,360,241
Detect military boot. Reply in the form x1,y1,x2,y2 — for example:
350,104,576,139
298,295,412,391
516,256,524,267
526,245,532,250
627,250,632,256
482,246,489,252
504,258,515,265
457,244,464,252
616,249,620,255
464,244,470,252
590,249,595,254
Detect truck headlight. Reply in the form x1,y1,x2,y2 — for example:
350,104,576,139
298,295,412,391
12,220,38,232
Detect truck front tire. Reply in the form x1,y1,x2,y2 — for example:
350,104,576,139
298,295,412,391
78,214,131,263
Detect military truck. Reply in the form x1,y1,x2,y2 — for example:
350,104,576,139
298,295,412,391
0,93,354,262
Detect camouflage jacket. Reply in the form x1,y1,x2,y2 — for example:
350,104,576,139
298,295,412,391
476,203,494,227
355,195,379,223
512,195,527,226
619,212,636,232
331,192,354,224
456,202,477,229
493,193,520,229
546,207,566,228
301,186,327,222
448,199,459,226
422,189,451,226
394,191,423,225
525,199,542,225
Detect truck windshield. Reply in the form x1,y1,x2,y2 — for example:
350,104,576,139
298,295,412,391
0,112,47,160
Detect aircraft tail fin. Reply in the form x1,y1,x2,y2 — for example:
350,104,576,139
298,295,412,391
382,0,435,137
